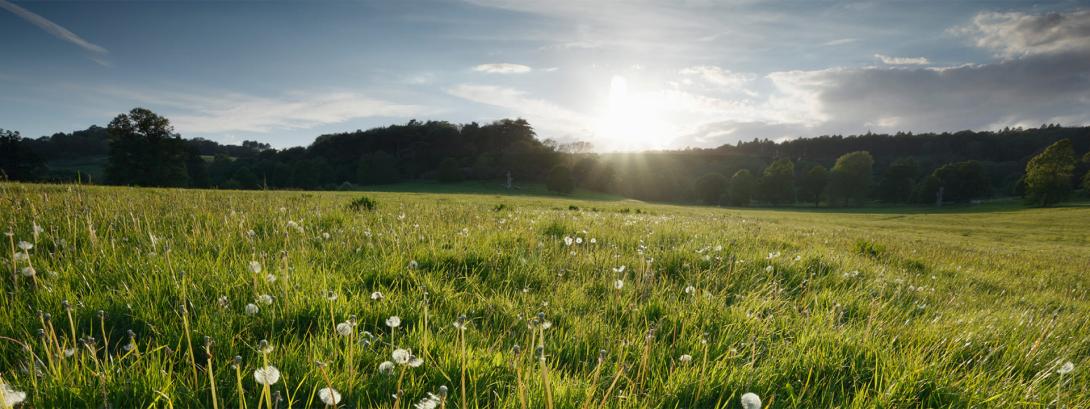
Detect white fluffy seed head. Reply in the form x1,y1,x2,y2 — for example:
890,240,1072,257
244,303,259,315
336,322,353,337
2,381,27,407
318,387,342,405
1058,361,1074,375
248,260,262,274
253,366,281,385
392,348,411,364
378,361,395,375
740,392,761,409
386,316,401,328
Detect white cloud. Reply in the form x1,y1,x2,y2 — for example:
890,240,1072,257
93,87,428,134
874,54,929,65
473,63,532,74
678,66,754,89
446,84,592,138
822,38,858,46
957,9,1090,58
0,0,109,64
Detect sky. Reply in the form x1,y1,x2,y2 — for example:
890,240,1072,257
2,0,1089,152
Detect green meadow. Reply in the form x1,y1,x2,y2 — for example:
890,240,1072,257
0,182,1087,408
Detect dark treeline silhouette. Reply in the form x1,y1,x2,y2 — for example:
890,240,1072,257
3,107,1090,207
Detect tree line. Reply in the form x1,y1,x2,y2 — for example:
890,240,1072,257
2,107,1089,207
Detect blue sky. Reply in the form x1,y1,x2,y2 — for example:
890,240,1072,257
2,0,1089,151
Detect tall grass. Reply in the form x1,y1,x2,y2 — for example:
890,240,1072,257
0,182,1087,408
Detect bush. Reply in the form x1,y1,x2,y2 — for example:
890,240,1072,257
348,196,377,212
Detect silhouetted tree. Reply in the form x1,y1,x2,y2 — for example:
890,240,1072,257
728,169,755,206
105,108,190,187
758,159,795,205
546,165,575,194
1025,139,1076,206
877,158,918,203
0,129,46,180
797,164,828,207
694,173,727,205
932,160,989,202
437,158,463,183
827,151,874,206
356,151,399,185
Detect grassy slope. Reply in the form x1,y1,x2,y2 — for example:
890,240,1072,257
0,182,1087,408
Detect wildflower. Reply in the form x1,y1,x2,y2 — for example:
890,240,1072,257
16,241,32,251
453,314,468,330
408,260,418,269
575,237,583,244
245,303,260,315
63,348,75,358
740,392,761,409
613,279,624,290
318,387,342,405
321,232,331,240
679,354,693,364
246,229,256,238
20,267,35,277
371,291,384,301
589,238,597,244
12,253,28,262
217,295,230,309
265,274,277,283
1058,361,1074,375
414,393,441,409
684,285,695,295
613,265,626,273
386,316,401,328
764,265,774,273
253,366,281,385
325,290,338,301
563,236,574,246
257,294,273,305
336,322,354,337
2,381,26,407
378,361,395,375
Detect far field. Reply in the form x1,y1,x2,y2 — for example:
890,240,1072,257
0,182,1087,408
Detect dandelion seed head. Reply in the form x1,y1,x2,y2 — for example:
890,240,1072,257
253,366,281,385
414,393,441,409
245,303,259,315
16,241,32,251
1059,361,1075,375
392,348,411,364
741,392,761,409
386,316,401,328
371,291,384,301
1,381,27,407
679,354,693,364
318,387,342,405
613,279,624,290
256,294,273,305
248,260,262,274
378,361,395,375
336,322,354,337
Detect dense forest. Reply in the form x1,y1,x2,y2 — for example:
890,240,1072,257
3,107,1089,207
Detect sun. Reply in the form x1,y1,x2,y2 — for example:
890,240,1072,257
594,75,670,151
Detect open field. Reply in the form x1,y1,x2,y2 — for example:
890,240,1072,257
0,182,1087,408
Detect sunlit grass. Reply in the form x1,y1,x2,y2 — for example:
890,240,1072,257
0,182,1086,408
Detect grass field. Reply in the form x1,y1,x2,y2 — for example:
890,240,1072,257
0,182,1087,408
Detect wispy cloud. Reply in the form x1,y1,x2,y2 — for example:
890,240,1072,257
874,54,930,65
446,84,592,138
822,38,858,46
473,63,532,74
0,0,109,64
92,86,428,134
955,9,1090,58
